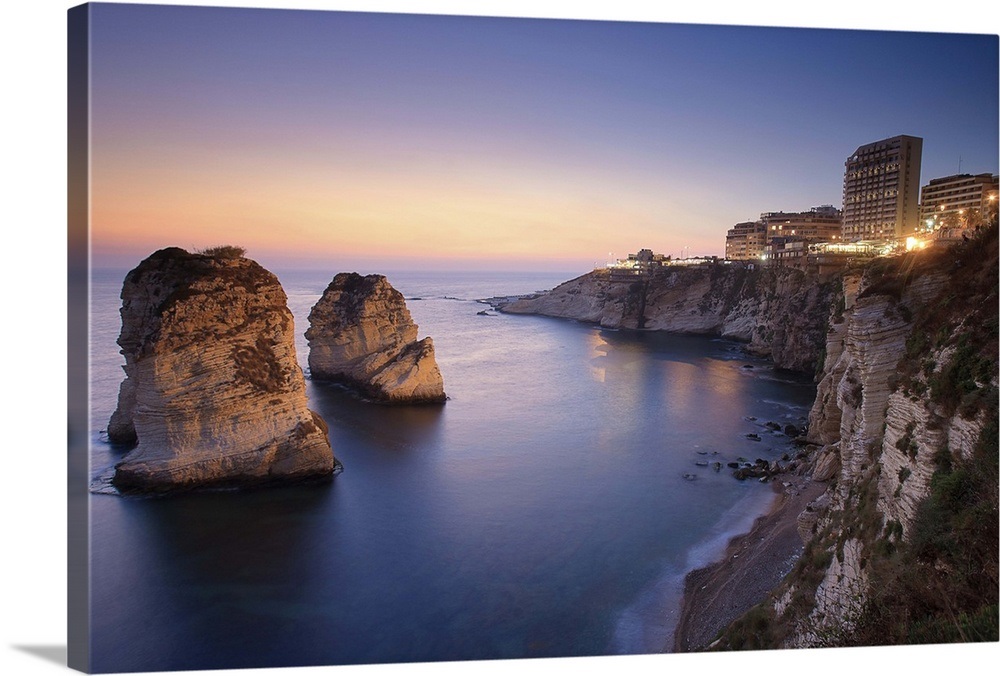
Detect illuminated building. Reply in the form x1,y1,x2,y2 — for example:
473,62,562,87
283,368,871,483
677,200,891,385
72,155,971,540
841,135,923,242
761,205,842,241
919,173,999,231
725,221,767,261
728,206,841,265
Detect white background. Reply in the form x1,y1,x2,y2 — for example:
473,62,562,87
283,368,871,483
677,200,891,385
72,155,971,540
2,1,997,675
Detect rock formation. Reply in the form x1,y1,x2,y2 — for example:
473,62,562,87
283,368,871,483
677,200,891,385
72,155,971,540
107,247,340,492
502,265,836,373
775,235,996,646
306,273,446,403
705,225,998,650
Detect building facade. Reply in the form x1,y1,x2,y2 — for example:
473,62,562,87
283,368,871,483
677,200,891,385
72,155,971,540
761,205,842,242
919,173,999,231
725,221,767,260
841,135,923,242
727,206,842,264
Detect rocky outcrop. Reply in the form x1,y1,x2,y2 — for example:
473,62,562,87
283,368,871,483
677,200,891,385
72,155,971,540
502,265,836,373
741,226,998,648
306,273,446,403
107,247,340,492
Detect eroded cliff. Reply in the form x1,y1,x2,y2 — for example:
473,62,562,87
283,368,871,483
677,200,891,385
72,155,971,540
107,247,340,492
306,273,446,403
713,225,998,649
503,265,836,373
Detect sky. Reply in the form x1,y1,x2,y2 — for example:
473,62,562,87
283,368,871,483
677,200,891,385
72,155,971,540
2,4,999,676
84,3,999,273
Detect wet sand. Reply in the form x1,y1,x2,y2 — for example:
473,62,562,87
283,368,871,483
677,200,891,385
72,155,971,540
672,476,826,651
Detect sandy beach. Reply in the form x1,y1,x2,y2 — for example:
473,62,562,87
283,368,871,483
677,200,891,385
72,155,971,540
672,474,827,651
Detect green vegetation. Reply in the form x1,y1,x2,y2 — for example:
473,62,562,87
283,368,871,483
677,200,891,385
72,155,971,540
714,417,997,650
709,224,998,651
895,422,919,459
839,418,998,646
198,244,247,258
895,224,998,412
712,604,778,650
927,334,998,418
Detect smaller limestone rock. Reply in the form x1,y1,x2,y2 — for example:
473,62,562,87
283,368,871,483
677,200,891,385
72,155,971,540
306,273,446,404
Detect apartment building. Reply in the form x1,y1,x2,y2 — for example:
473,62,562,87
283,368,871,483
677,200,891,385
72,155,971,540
724,221,767,260
919,173,999,230
761,205,842,241
842,135,923,242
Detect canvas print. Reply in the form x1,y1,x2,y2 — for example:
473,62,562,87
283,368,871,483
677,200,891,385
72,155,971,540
67,2,999,673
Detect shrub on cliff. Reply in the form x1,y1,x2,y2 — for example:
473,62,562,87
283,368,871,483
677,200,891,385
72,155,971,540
198,244,246,259
844,418,999,645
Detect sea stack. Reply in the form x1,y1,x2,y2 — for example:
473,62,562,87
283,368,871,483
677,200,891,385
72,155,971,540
306,273,446,404
107,247,340,492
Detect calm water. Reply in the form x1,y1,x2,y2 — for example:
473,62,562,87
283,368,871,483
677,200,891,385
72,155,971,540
87,268,816,672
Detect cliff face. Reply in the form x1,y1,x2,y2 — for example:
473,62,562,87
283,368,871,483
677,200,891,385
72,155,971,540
107,247,339,492
503,265,836,373
730,226,999,649
306,273,446,403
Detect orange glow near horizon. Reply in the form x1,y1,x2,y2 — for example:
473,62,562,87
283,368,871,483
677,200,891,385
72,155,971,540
90,136,727,270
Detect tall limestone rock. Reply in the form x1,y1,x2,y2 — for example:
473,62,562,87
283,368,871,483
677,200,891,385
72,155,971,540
306,273,446,404
107,247,339,492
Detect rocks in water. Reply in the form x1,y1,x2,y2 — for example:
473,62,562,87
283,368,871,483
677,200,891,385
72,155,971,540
682,473,698,481
764,421,782,431
732,458,776,481
306,273,446,404
107,247,339,492
784,423,801,437
746,433,761,441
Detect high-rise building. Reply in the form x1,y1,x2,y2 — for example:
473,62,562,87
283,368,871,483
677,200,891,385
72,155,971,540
919,173,999,231
841,135,923,242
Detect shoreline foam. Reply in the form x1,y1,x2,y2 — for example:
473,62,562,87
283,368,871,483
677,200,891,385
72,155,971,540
671,475,825,652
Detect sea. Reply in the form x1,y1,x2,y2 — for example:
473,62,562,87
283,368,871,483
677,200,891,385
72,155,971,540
87,268,817,673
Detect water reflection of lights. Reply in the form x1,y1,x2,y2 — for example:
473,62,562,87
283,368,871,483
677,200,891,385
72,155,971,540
587,329,609,383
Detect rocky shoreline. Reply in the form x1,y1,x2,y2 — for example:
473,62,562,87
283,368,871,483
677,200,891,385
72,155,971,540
499,265,836,373
672,475,826,651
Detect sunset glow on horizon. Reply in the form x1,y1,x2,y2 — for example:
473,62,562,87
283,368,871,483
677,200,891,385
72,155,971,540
88,4,998,272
